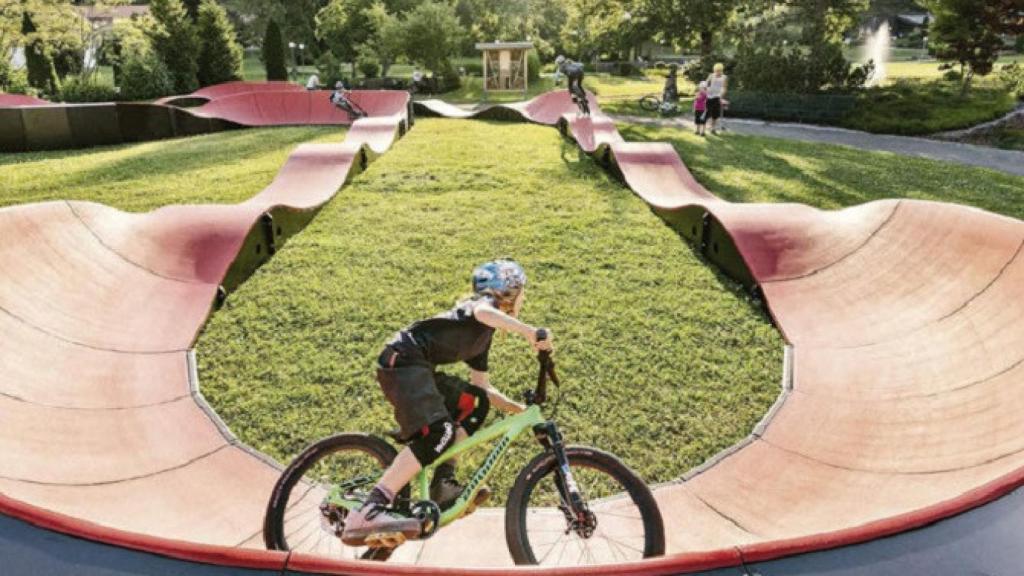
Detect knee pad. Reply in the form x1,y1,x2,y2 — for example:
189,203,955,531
455,386,490,436
410,418,457,466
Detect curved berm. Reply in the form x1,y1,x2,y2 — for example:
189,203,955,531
2,89,1024,576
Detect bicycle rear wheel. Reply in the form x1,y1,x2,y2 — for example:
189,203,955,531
263,433,407,561
505,446,665,566
638,95,661,112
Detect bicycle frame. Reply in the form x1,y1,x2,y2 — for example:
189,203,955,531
421,404,546,527
325,404,546,527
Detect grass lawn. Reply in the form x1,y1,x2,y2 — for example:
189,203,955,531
619,123,1024,218
195,118,785,498
884,54,1024,82
0,127,341,211
842,79,1018,135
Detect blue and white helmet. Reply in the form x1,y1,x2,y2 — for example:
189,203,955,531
472,259,527,305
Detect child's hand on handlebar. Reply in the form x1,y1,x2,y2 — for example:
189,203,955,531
527,328,554,352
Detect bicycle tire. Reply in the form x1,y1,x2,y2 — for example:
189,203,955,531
505,446,665,566
638,95,661,112
263,433,407,560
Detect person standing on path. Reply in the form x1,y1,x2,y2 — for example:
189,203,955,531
705,63,728,135
693,81,709,136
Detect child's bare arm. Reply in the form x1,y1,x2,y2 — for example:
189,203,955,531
470,369,524,414
473,302,553,351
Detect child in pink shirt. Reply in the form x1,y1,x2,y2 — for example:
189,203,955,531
693,81,708,137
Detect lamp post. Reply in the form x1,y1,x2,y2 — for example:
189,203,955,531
290,41,305,78
288,41,297,80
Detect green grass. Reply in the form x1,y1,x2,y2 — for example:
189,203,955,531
195,118,785,499
0,127,341,212
619,123,1024,218
884,54,1024,82
842,79,1017,135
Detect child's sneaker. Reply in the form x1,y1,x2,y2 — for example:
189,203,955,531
340,502,422,547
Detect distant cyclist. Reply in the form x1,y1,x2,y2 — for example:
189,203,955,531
340,260,553,547
554,55,589,116
329,81,366,119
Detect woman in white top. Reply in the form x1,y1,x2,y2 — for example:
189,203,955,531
705,63,728,134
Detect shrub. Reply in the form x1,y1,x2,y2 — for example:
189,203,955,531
1016,35,1024,54
1000,63,1024,99
59,75,119,102
316,50,345,87
440,65,461,92
527,51,540,81
943,69,963,82
120,52,175,100
148,0,200,93
0,60,31,94
263,20,288,81
654,61,667,69
196,0,243,87
357,52,381,78
616,61,640,76
463,60,483,76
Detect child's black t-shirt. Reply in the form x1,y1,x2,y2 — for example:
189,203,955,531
387,299,495,371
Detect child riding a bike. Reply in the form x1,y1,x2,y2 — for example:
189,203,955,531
330,81,366,120
340,259,553,546
554,55,589,116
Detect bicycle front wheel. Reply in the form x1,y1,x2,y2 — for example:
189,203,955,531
505,446,665,566
263,433,406,561
638,95,661,112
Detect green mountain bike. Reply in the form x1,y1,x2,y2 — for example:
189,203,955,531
263,331,665,566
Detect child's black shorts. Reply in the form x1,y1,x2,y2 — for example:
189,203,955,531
376,347,488,440
694,110,707,125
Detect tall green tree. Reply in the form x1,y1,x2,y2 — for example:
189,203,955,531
262,19,288,80
21,9,59,95
402,0,463,73
196,0,243,86
148,0,199,93
923,0,1007,91
362,0,404,76
316,0,375,77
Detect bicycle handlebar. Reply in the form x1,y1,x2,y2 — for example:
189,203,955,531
527,329,558,406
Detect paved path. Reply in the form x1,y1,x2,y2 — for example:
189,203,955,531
612,114,1024,177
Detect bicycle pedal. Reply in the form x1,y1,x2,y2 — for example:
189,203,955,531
364,531,406,549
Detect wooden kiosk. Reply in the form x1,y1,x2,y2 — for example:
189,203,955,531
475,41,533,96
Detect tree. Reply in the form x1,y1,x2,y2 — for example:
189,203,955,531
645,0,741,58
196,0,243,86
263,19,288,80
316,0,375,77
402,0,463,73
923,0,1006,92
362,0,404,76
148,0,199,93
183,0,201,21
105,15,156,86
21,9,59,95
120,50,175,100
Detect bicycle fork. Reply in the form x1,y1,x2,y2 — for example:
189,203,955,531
533,421,597,538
